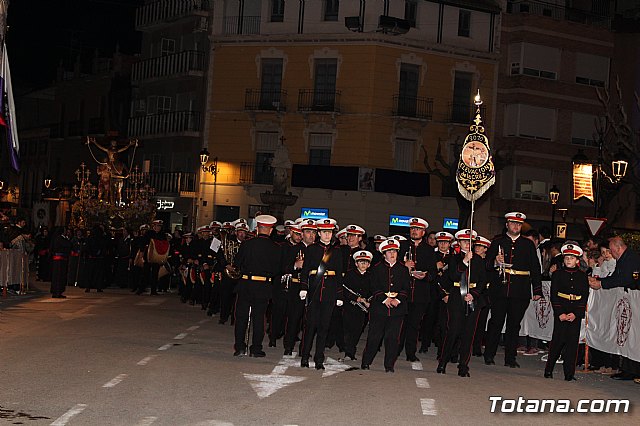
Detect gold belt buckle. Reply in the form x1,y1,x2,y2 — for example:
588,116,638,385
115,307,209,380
385,291,398,298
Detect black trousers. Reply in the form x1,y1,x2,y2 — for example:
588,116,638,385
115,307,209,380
142,263,160,293
545,316,581,378
362,314,403,370
440,300,481,370
233,293,268,352
326,306,344,350
400,302,427,358
342,304,366,357
473,305,490,355
484,297,530,364
283,290,305,352
220,276,237,322
301,301,335,363
84,258,105,290
420,293,440,350
50,259,68,296
269,288,288,343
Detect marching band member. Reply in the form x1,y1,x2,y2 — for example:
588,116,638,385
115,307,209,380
299,218,344,370
437,229,487,377
544,243,589,381
342,250,372,360
399,217,436,362
177,232,197,303
484,212,542,368
472,235,492,357
361,239,410,373
233,215,281,357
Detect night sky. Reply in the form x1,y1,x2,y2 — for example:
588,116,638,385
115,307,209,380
7,0,141,89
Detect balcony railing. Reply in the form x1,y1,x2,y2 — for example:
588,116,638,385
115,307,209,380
223,16,261,35
239,162,273,185
298,89,341,113
136,0,210,29
506,0,610,28
447,103,487,124
132,50,205,82
244,89,287,112
128,111,202,137
392,95,433,120
145,172,196,194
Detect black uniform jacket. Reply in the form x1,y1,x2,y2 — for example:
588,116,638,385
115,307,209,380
550,266,589,319
301,241,344,304
234,234,282,299
444,251,488,309
342,269,372,306
369,260,410,317
486,234,542,299
406,239,437,303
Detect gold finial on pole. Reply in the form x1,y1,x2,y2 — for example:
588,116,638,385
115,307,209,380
474,89,482,106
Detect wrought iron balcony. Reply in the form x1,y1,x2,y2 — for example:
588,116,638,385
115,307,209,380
128,111,202,137
136,0,210,29
392,95,433,120
244,89,287,112
132,50,205,82
223,16,261,35
506,0,610,28
239,162,273,185
298,90,341,113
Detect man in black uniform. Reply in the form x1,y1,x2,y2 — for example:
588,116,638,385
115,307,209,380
283,219,316,355
437,229,487,377
138,220,168,295
177,232,198,303
342,250,372,360
299,218,344,370
399,217,436,362
233,215,281,357
361,239,410,372
50,227,73,298
484,212,542,368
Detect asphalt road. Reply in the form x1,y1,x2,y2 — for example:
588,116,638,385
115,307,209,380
0,283,637,425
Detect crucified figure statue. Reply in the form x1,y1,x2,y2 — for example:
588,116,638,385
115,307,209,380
86,137,137,203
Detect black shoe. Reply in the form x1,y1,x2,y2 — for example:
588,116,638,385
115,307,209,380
315,362,325,370
268,340,276,348
610,372,635,380
484,357,495,365
250,350,266,358
233,350,245,356
472,351,483,357
346,354,357,361
418,347,428,354
565,375,576,381
97,289,104,293
361,364,370,370
505,361,520,368
450,355,458,363
406,355,419,362
301,359,310,368
385,367,394,373
284,349,293,356
436,363,446,374
206,311,214,317
58,294,67,298
544,371,553,379
458,367,470,377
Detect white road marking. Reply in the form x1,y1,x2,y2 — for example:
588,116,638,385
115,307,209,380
137,355,158,366
187,325,200,331
134,416,157,426
411,361,423,371
243,373,306,399
158,343,172,351
136,299,166,306
415,378,430,388
50,403,87,425
174,333,188,340
102,373,128,388
420,398,437,416
198,319,210,324
194,421,234,426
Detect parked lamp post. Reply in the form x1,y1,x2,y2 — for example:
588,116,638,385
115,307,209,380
549,184,559,237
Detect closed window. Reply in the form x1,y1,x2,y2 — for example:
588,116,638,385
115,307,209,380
398,63,420,117
515,179,549,202
504,104,556,140
395,138,415,172
571,113,598,147
309,133,332,166
313,59,338,110
157,96,172,114
452,71,473,123
458,10,471,37
160,38,175,56
260,59,284,109
509,43,560,80
575,53,609,88
324,0,339,21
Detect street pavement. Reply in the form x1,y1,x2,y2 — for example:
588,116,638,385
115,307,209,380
0,283,637,425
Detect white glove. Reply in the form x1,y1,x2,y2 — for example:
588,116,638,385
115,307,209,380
299,290,307,300
336,300,343,307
